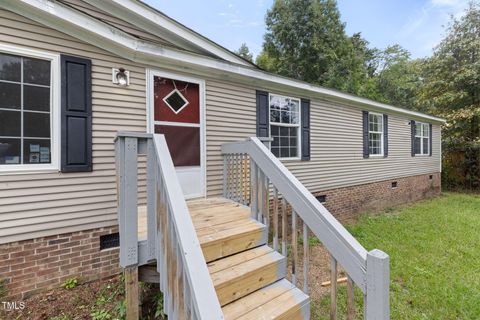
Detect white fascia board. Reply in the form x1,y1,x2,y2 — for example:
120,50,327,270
2,0,446,124
83,0,253,67
0,0,228,67
0,0,136,58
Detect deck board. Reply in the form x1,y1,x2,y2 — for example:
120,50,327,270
137,197,250,241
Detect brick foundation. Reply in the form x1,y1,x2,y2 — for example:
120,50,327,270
315,173,441,222
0,226,120,300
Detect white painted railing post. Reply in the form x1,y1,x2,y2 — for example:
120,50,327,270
115,135,140,320
250,161,258,219
117,136,139,267
365,249,390,320
146,138,157,261
223,155,228,198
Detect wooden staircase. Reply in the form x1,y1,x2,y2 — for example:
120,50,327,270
189,197,310,319
116,133,389,320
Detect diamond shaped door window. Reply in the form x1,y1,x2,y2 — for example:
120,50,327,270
163,89,189,114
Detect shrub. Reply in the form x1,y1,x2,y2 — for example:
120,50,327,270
90,309,112,320
62,278,78,290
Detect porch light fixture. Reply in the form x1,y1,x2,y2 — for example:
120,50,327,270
112,68,130,86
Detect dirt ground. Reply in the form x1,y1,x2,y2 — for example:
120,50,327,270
0,275,164,320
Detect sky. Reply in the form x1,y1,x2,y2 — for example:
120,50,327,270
144,0,470,59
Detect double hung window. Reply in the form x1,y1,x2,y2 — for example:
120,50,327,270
269,93,301,159
368,112,384,156
414,122,430,155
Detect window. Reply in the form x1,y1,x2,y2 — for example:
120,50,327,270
0,46,58,172
269,93,301,159
163,88,189,114
414,122,429,155
368,112,384,156
100,233,120,250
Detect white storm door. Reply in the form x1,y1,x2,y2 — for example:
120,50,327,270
150,72,205,199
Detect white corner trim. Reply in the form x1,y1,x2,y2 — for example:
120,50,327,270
1,0,446,124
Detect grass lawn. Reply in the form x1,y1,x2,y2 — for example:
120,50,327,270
312,192,480,319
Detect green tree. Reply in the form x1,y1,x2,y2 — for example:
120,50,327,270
373,45,424,109
235,43,254,62
257,0,371,94
420,2,480,141
419,1,480,188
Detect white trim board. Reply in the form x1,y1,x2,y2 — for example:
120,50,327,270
1,0,446,124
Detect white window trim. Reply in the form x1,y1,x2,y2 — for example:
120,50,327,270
415,122,430,156
268,93,302,160
0,44,60,174
368,112,384,157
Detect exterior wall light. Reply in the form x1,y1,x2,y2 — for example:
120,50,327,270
112,68,130,86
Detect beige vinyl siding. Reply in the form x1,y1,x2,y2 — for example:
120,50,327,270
0,9,147,244
205,83,441,197
205,80,257,196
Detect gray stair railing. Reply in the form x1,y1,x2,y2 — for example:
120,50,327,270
116,132,223,320
222,137,390,320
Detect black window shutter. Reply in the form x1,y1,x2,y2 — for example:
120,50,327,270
256,90,269,138
301,99,310,161
61,55,92,172
411,120,416,157
362,111,369,158
383,114,388,157
429,123,433,156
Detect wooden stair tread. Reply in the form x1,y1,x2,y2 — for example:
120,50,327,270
222,279,310,320
189,201,245,215
193,209,252,231
199,219,267,263
209,246,286,306
196,219,263,239
188,197,243,212
208,245,273,274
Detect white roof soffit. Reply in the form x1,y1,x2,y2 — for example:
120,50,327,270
82,0,254,67
0,0,445,124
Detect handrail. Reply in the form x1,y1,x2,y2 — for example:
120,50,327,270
116,132,223,319
222,137,390,319
153,135,224,319
222,137,367,287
